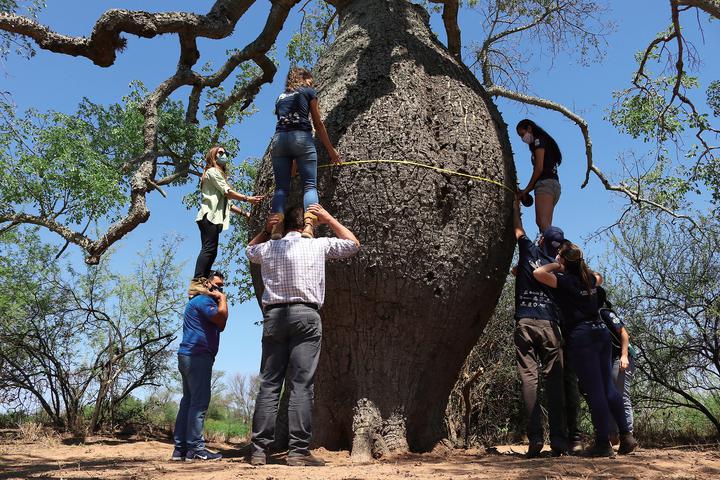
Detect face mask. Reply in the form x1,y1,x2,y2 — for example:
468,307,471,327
216,152,228,166
522,132,534,144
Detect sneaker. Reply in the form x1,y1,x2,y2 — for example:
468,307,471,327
186,449,222,461
525,442,543,458
170,448,186,461
250,452,266,466
584,441,615,458
287,453,326,466
618,432,638,455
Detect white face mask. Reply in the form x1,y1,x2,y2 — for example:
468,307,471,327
216,152,228,166
522,132,534,144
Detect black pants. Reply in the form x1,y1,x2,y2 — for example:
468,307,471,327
251,304,322,457
194,214,223,279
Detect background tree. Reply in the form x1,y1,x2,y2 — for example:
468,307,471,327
603,209,720,435
0,231,184,433
445,280,524,448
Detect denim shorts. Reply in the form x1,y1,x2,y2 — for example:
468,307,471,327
534,178,561,205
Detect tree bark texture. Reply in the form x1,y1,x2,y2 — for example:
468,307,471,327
249,0,516,458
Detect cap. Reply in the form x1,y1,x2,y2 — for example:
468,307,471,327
541,226,565,257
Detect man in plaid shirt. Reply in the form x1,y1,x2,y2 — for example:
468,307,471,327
247,203,360,467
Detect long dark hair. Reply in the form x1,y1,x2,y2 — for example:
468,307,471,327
516,119,562,165
559,242,594,294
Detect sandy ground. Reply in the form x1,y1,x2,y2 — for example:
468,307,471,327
1,435,720,480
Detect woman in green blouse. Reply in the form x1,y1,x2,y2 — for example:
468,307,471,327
190,146,263,296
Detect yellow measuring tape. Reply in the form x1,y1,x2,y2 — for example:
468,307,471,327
259,159,515,195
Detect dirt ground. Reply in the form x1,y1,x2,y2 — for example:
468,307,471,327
1,434,719,480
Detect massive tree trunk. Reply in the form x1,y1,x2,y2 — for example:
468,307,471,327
250,0,516,459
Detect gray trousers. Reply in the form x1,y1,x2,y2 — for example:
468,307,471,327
514,318,567,449
251,304,322,457
610,355,635,433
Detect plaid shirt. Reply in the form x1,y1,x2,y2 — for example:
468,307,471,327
246,231,359,308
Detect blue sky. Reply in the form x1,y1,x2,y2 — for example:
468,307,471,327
4,1,718,379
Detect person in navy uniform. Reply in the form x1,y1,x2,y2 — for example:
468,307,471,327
597,286,636,446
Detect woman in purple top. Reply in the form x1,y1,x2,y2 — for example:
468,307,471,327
269,67,341,240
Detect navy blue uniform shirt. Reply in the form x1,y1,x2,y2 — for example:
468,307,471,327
514,235,560,322
275,87,317,132
529,135,559,181
554,273,599,332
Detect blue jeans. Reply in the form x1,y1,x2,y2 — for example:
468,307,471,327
251,304,322,457
567,322,629,443
270,130,319,213
610,355,635,433
174,354,214,452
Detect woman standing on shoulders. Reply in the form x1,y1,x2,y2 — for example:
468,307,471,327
190,145,264,296
516,119,562,233
533,242,638,457
269,67,341,240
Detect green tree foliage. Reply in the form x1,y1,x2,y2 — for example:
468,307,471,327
0,229,185,433
0,82,237,227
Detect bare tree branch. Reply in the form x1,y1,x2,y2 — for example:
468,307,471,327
486,84,698,226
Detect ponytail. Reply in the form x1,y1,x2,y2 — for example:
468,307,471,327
559,243,595,295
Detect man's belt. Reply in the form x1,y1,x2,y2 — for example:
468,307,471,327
265,302,319,311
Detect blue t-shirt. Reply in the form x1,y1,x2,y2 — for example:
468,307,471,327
178,295,221,357
514,235,560,322
275,87,317,132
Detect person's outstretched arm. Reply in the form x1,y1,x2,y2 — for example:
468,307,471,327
533,262,562,288
309,99,341,165
513,195,525,241
308,204,359,246
521,148,544,198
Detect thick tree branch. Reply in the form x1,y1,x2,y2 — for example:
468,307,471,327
0,0,301,264
429,1,461,62
675,0,720,18
0,1,255,67
486,84,698,226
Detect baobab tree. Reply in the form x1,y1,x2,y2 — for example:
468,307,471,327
1,0,717,458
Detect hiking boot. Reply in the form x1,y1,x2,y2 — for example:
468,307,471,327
550,444,569,457
271,213,285,240
188,276,209,298
186,449,222,461
301,212,317,239
250,452,266,466
287,453,326,466
569,439,583,455
170,448,186,461
584,441,615,458
618,432,638,455
525,442,543,458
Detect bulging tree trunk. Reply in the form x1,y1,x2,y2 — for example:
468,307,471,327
250,0,516,459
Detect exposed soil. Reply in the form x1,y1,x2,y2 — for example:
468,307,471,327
2,434,719,480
